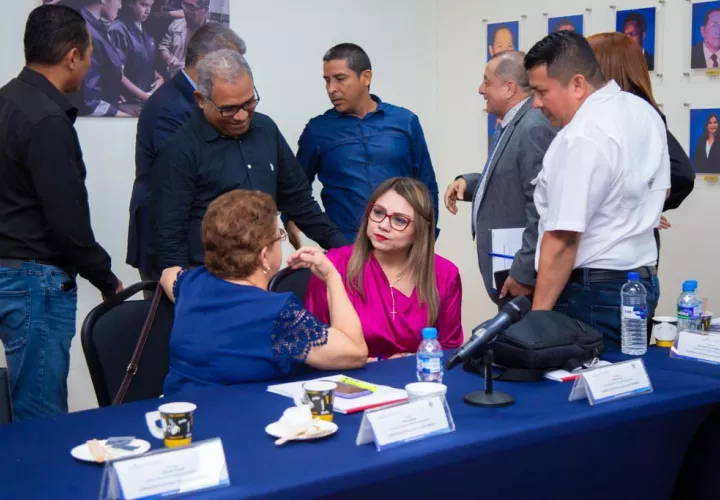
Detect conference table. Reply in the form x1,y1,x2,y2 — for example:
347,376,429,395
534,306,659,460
1,347,719,500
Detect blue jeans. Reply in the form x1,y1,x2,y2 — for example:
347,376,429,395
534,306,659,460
553,270,660,352
0,262,77,421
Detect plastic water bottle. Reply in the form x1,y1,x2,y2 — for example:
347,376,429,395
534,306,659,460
677,280,702,331
416,327,443,382
621,272,648,356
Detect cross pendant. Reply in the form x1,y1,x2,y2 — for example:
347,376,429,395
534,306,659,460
391,308,397,320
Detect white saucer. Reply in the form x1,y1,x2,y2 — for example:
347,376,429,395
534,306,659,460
265,420,338,441
71,439,151,463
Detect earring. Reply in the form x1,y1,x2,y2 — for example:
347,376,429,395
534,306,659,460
262,266,270,275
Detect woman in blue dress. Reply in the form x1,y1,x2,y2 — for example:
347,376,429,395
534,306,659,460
108,0,164,104
159,190,368,396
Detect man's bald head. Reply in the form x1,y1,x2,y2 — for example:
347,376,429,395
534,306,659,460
492,50,530,93
480,50,531,117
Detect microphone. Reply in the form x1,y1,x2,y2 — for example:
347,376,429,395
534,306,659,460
446,296,531,370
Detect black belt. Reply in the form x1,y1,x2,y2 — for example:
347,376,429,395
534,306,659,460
570,266,656,283
0,258,64,270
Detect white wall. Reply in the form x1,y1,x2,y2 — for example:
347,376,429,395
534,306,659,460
1,0,716,412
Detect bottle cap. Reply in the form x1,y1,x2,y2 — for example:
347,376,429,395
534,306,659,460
627,272,640,281
683,280,698,292
422,327,438,340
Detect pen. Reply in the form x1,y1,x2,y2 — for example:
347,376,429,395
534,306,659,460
487,253,515,260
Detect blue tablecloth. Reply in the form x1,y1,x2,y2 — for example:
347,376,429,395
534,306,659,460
1,347,719,500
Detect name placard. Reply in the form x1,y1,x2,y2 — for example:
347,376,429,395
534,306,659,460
355,396,455,451
670,330,720,366
100,438,230,500
569,359,652,406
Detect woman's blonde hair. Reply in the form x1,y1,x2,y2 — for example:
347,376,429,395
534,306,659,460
347,178,439,325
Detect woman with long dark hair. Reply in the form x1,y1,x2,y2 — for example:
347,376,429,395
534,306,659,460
109,0,164,103
692,114,720,174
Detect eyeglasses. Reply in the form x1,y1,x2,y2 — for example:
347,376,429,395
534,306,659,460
271,228,287,245
204,87,260,117
181,1,206,13
367,204,413,232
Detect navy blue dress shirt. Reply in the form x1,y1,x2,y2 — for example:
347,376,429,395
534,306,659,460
296,95,439,240
127,71,196,275
150,109,348,272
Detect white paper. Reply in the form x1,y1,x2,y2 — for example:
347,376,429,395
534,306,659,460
545,360,612,382
268,375,407,414
581,359,651,404
672,331,720,365
111,439,229,500
490,227,523,288
365,397,450,448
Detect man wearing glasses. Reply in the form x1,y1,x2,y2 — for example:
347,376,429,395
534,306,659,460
150,49,347,274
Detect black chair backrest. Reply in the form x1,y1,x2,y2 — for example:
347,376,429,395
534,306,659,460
268,267,312,302
0,368,12,424
80,281,174,407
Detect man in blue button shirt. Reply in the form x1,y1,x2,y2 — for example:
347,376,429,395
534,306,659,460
291,43,439,243
150,49,347,274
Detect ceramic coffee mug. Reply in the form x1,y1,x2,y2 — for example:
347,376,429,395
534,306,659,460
145,402,196,448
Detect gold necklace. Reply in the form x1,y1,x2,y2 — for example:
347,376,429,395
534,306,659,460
389,268,409,321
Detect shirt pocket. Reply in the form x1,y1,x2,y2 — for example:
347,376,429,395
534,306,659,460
246,156,278,199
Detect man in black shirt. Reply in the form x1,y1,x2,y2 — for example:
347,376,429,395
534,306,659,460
0,5,122,421
151,49,347,273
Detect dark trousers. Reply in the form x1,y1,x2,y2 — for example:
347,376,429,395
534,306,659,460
553,269,660,351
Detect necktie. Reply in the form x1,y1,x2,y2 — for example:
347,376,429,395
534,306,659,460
471,125,505,236
711,54,719,68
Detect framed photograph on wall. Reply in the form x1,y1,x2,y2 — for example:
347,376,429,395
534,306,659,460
690,108,720,174
690,1,720,70
548,15,584,35
616,7,657,71
487,21,519,61
42,0,231,117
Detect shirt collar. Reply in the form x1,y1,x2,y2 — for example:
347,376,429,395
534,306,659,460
332,94,386,118
17,67,78,122
181,69,198,91
704,43,720,59
194,108,261,142
500,97,530,129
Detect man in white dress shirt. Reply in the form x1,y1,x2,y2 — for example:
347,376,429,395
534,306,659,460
524,31,670,349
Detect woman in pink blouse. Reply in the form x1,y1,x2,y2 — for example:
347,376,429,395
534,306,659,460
305,177,464,360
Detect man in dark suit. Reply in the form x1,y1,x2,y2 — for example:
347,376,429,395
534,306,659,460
127,23,247,281
622,12,654,71
444,51,556,304
691,7,720,69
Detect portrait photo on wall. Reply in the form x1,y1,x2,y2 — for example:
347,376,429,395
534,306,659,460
488,113,501,153
548,15,584,35
42,0,231,117
487,21,519,61
616,7,657,71
691,1,720,69
690,108,720,174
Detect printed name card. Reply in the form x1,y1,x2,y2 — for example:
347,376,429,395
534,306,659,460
355,396,455,451
569,359,652,406
671,330,720,366
100,438,230,500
